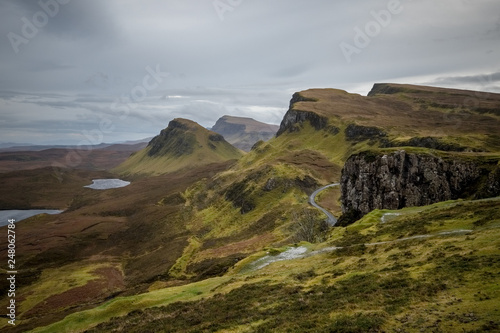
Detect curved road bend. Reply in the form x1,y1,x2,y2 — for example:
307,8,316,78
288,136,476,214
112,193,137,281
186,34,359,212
309,183,340,226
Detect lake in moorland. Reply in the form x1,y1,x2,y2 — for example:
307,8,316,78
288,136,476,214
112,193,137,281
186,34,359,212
0,210,63,226
84,179,131,190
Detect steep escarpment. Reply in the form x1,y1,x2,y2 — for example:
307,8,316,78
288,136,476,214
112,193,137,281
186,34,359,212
276,92,334,136
276,110,329,136
341,150,500,220
344,124,387,142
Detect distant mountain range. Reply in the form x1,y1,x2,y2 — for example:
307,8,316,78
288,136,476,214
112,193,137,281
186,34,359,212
0,115,279,173
0,114,280,154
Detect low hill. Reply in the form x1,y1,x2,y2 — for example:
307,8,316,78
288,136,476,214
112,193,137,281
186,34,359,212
211,115,279,151
113,118,244,176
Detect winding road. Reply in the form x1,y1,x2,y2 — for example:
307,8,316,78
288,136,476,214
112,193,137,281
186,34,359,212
309,183,340,226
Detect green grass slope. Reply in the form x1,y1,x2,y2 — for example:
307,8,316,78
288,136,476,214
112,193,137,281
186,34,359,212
32,196,500,332
0,162,235,332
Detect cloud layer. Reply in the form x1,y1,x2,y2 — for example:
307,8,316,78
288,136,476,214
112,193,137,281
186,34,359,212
1,0,499,144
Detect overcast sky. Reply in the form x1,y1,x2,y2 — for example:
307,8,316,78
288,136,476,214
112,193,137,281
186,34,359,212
0,0,499,145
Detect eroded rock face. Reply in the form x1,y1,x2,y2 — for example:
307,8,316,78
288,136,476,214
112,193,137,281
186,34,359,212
276,93,329,136
340,150,497,219
276,109,329,136
147,125,195,157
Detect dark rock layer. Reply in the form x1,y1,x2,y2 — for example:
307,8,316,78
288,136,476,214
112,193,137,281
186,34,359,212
276,93,329,137
340,150,499,221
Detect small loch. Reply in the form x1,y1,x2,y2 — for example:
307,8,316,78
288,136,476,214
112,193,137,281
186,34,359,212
84,179,130,190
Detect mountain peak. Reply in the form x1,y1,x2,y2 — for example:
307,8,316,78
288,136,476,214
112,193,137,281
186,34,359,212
114,118,243,176
169,118,202,129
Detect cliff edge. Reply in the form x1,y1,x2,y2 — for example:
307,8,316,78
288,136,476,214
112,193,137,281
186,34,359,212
340,150,500,221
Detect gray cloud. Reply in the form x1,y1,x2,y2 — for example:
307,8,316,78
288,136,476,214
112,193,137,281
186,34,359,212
1,0,499,145
428,71,500,92
2,0,117,41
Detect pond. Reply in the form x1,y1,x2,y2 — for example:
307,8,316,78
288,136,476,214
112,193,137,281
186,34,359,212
84,179,130,190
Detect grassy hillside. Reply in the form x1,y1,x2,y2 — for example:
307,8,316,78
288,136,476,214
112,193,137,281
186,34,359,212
114,118,244,176
30,197,500,332
1,84,499,332
295,85,500,142
110,83,500,295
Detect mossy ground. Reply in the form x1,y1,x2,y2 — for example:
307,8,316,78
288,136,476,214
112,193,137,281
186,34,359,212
25,197,500,332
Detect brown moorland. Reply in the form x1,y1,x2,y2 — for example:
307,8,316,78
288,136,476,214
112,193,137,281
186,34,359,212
0,161,234,332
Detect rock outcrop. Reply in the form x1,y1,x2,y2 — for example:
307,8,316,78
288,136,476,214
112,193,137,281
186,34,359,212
147,119,195,157
340,150,499,220
276,93,336,136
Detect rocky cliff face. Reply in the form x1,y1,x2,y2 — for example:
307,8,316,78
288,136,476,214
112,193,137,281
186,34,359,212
276,93,336,136
147,119,195,157
340,150,499,220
